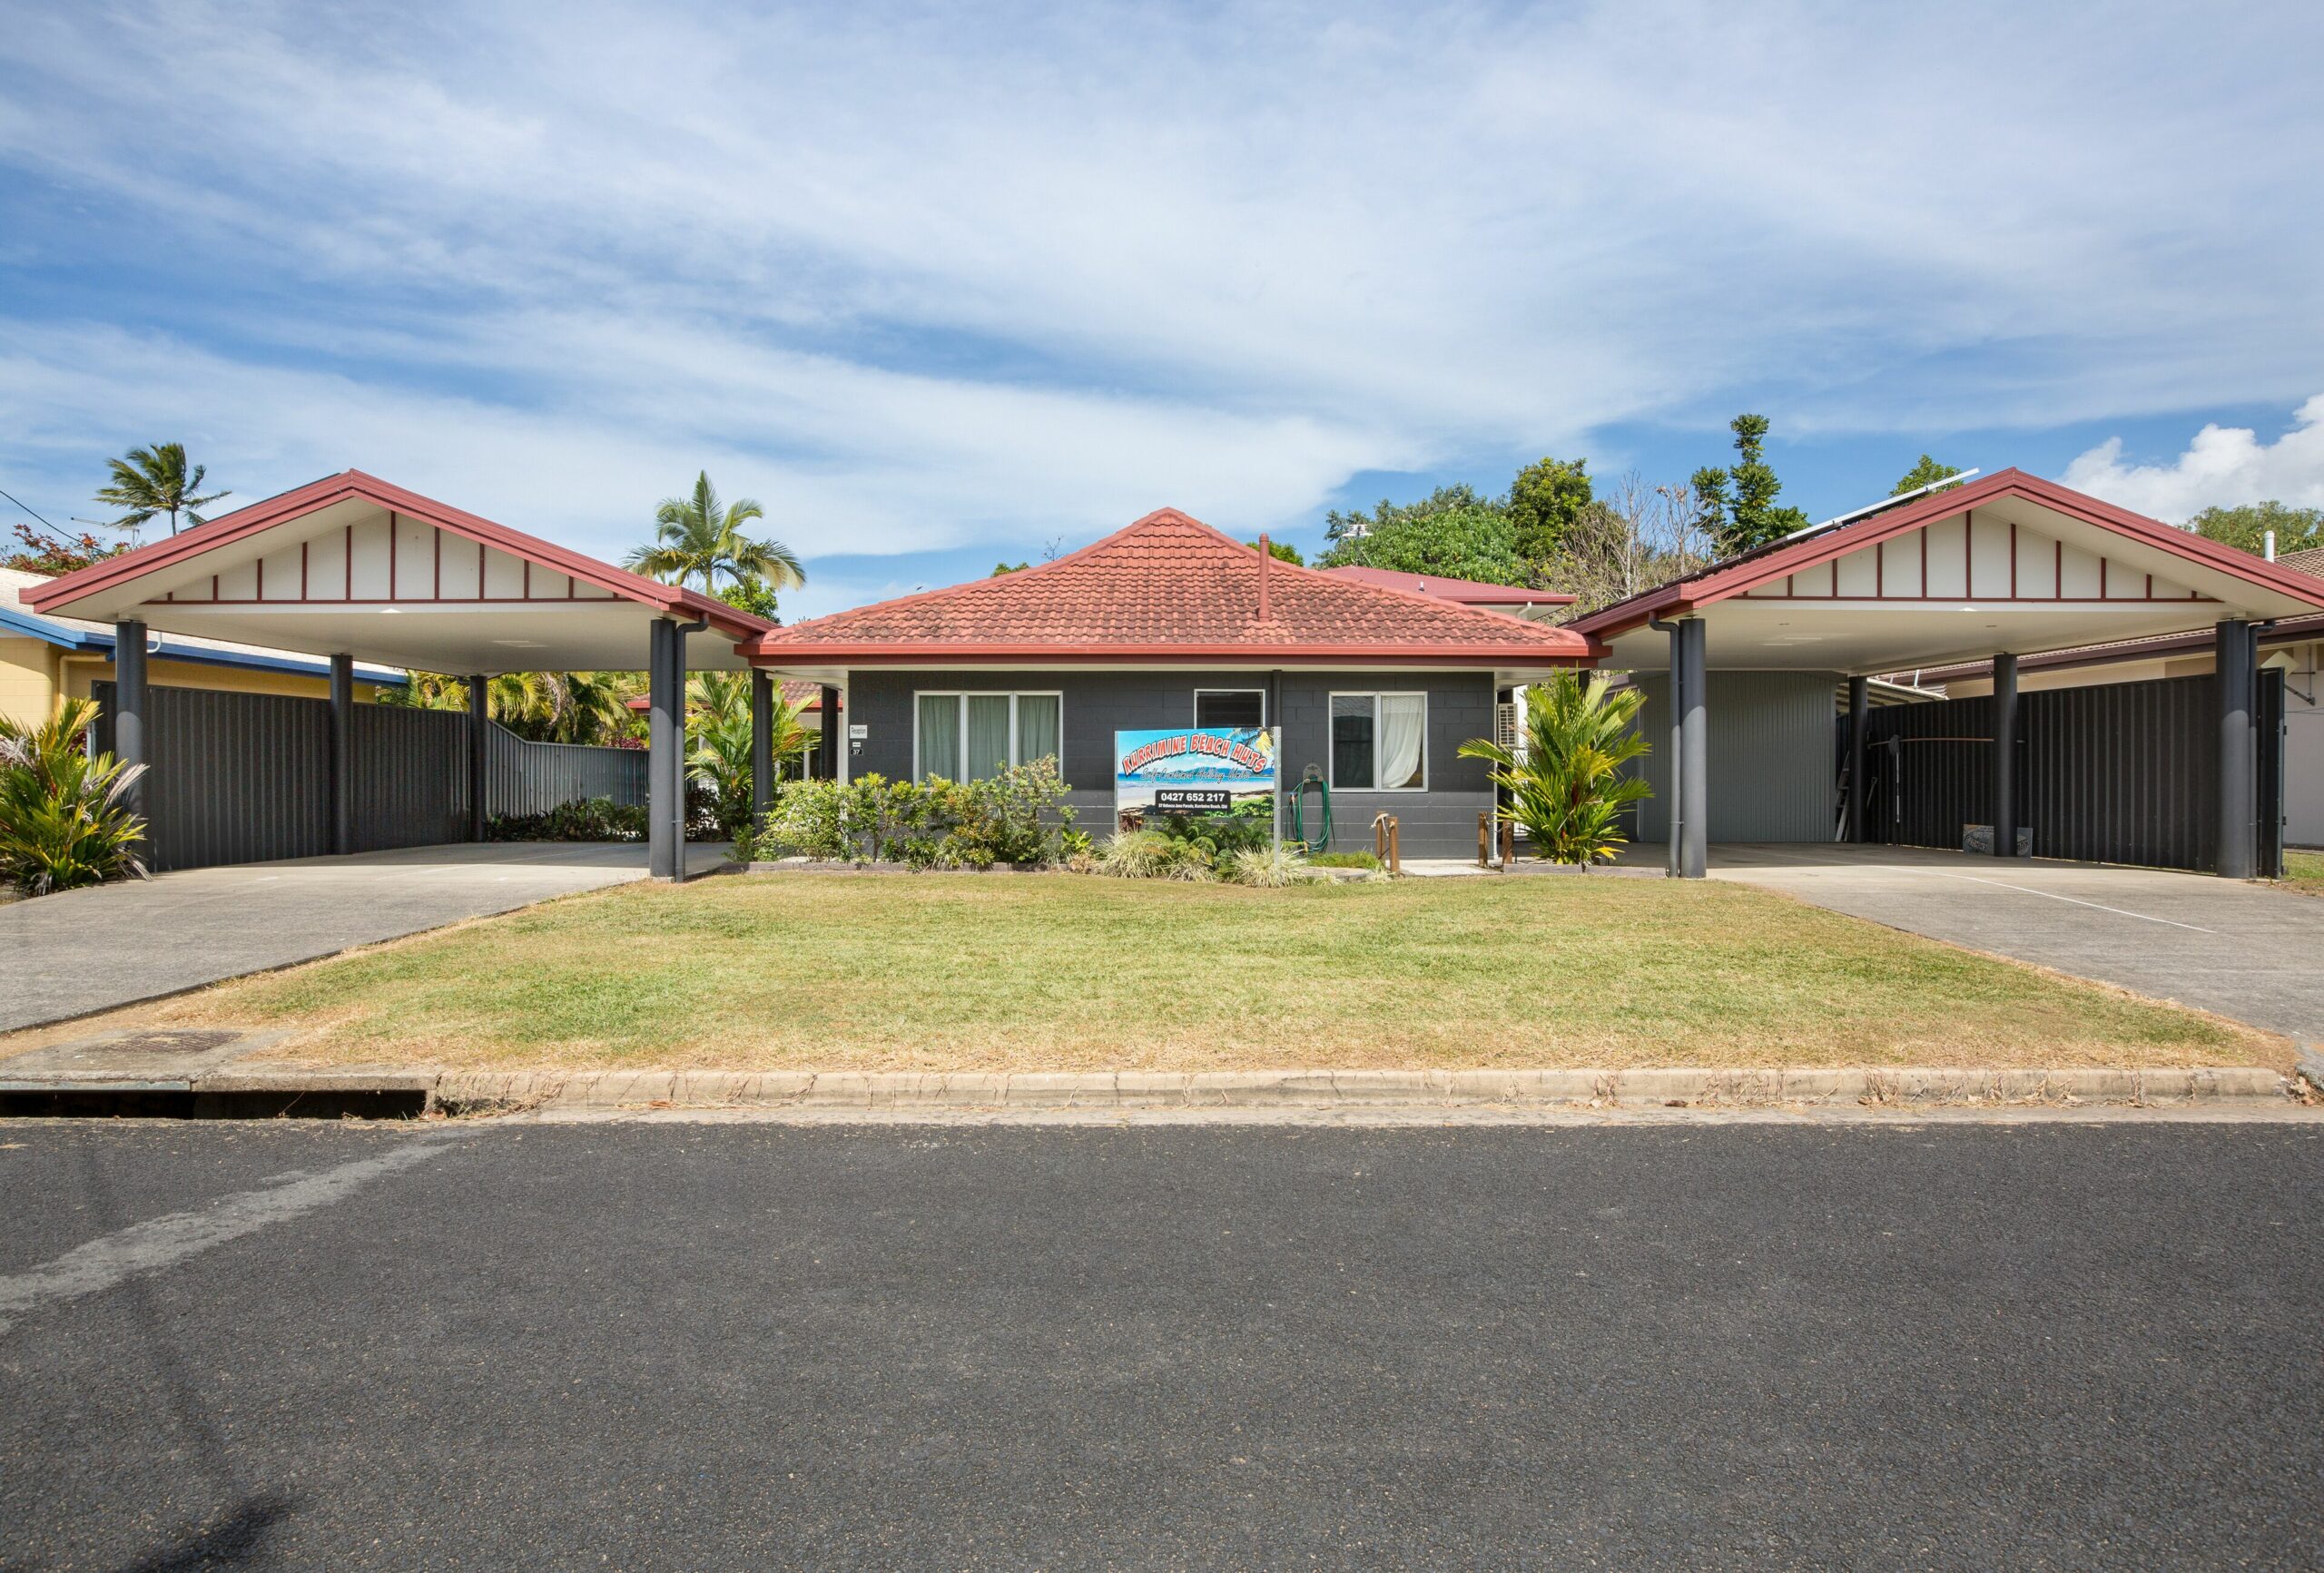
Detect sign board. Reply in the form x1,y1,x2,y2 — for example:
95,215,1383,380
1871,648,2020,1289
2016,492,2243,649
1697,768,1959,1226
848,723,868,740
1114,727,1277,834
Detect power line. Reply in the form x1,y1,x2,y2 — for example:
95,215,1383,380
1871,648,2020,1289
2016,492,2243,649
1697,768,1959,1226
0,481,63,533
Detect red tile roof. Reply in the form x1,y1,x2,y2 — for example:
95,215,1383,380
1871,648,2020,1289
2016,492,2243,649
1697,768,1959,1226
1320,565,1574,606
746,508,1596,665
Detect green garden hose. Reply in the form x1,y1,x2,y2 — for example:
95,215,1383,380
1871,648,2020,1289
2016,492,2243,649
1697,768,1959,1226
1288,765,1331,852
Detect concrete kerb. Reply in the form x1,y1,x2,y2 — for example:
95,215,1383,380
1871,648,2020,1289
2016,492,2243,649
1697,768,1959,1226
211,1063,2301,1114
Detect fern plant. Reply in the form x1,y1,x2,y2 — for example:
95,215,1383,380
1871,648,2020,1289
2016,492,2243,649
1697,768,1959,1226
0,699,150,895
1458,673,1652,865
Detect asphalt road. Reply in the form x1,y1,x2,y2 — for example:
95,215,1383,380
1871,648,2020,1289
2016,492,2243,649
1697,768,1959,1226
2,1120,2319,1570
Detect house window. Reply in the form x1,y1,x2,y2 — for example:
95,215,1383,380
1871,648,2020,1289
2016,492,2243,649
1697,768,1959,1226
913,692,1063,782
1195,689,1265,728
1329,693,1426,791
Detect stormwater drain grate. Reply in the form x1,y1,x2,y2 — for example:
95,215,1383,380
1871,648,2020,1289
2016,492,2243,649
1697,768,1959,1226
63,1030,247,1067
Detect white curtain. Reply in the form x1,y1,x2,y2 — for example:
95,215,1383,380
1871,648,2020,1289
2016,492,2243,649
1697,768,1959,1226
1378,695,1425,789
967,694,1013,780
1017,694,1060,765
917,694,960,782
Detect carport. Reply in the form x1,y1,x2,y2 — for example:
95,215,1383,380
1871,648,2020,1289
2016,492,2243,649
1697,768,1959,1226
1573,470,2324,878
23,470,784,880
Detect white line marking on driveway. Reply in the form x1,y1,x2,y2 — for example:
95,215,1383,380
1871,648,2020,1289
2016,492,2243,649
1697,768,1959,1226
1912,870,2216,932
0,1137,458,1332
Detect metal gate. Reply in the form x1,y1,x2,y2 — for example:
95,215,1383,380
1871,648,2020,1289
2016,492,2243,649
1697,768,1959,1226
1856,673,2283,874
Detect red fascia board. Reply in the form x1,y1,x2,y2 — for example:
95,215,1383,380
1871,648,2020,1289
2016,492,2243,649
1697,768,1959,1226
24,469,773,643
739,640,1602,666
1571,468,2324,640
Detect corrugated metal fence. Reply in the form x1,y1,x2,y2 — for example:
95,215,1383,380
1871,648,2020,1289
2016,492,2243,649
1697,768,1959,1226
95,683,644,871
1860,673,2279,872
350,704,469,853
483,724,647,815
96,683,333,871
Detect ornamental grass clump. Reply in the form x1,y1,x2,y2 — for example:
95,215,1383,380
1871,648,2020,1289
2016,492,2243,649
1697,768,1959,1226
1223,843,1324,887
0,699,149,896
1099,828,1212,880
1458,671,1653,865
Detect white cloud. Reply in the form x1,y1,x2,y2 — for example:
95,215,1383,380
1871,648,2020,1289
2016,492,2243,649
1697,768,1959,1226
2063,398,2324,524
1,0,2320,601
0,319,1390,616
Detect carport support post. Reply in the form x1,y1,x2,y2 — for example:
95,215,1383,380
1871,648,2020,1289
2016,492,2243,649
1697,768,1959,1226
2217,619,2258,879
1675,617,1707,879
466,674,489,842
329,653,354,854
750,670,773,827
1991,653,2018,859
1846,675,1868,843
648,617,680,880
111,619,148,824
819,684,841,781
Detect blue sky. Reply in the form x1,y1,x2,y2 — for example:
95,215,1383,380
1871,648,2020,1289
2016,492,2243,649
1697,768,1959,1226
3,1,2321,620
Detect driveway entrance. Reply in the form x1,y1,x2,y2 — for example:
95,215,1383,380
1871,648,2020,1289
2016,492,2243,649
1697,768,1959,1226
0,842,729,1033
1694,844,2324,1039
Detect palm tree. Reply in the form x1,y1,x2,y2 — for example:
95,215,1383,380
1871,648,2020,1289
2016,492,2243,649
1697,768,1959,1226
94,443,230,538
684,673,812,833
625,472,803,602
1458,673,1653,865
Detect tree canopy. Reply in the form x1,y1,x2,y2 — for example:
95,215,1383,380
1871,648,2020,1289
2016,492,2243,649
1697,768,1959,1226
1245,537,1305,565
1507,457,1593,562
1319,485,1531,585
1892,455,1965,496
1693,415,1810,556
2189,500,2324,558
5,521,123,575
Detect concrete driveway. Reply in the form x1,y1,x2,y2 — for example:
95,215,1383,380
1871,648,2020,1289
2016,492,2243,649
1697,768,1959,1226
1690,843,2324,1040
0,842,729,1033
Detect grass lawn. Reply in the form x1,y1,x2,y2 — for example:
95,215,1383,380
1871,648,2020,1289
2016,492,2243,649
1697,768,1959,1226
131,872,2282,1073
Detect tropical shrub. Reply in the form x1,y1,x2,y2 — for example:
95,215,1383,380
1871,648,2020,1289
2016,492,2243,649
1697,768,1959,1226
1148,810,1270,860
0,700,149,895
1457,672,1652,865
749,760,1076,866
486,797,647,843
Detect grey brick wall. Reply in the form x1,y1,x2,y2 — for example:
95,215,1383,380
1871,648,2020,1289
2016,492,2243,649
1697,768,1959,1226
844,668,1497,858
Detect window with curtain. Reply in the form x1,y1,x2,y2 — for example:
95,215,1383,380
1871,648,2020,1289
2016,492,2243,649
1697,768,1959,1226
913,692,1065,782
1329,693,1426,791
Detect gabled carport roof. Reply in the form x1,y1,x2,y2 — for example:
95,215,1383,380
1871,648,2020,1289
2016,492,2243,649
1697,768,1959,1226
1572,469,2324,674
24,470,771,673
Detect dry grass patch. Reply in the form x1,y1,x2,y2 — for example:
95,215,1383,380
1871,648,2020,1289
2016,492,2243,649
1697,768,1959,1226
2278,850,2324,896
132,871,2281,1073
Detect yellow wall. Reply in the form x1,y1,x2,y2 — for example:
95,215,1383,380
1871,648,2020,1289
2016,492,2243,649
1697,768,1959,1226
0,635,61,727
0,639,395,726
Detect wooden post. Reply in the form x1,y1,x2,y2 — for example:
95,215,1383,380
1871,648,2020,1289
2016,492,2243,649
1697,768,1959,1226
1478,811,1491,867
1499,819,1514,870
1387,818,1401,876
